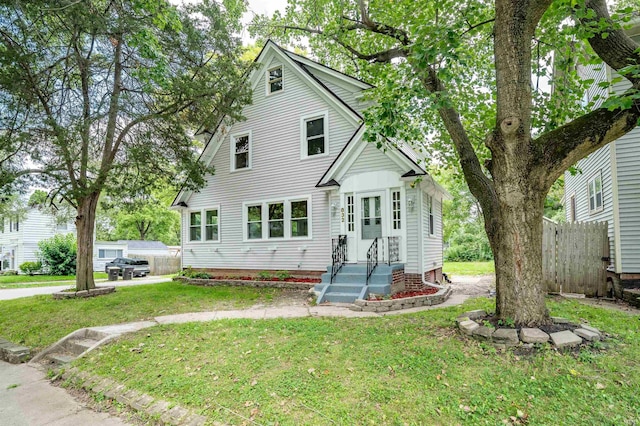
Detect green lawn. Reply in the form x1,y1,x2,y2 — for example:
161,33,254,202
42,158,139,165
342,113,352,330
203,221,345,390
0,282,282,351
0,272,108,288
444,261,495,276
73,297,639,425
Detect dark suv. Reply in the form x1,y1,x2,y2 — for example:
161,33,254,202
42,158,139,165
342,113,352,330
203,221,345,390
104,258,151,277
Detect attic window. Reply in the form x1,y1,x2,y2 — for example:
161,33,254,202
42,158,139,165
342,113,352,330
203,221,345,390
267,66,283,94
301,111,328,159
231,131,252,171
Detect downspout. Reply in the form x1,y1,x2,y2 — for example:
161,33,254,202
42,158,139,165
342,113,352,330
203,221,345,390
420,186,445,290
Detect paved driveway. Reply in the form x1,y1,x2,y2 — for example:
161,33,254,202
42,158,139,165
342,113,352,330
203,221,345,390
0,276,171,301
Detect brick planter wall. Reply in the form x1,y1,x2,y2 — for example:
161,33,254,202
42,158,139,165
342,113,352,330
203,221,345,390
391,267,406,294
404,268,443,291
350,286,452,312
174,276,314,291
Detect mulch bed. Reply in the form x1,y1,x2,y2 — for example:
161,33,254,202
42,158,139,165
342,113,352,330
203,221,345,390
208,276,320,284
370,287,439,300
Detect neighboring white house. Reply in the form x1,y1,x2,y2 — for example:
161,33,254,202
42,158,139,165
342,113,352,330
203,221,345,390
564,23,640,295
92,240,170,271
0,208,75,272
93,240,128,272
172,41,450,302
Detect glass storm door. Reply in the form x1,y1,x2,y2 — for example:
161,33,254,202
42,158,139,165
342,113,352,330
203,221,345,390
357,193,384,261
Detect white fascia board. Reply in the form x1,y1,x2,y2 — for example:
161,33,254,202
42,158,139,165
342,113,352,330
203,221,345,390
419,175,453,200
249,42,361,127
326,126,367,182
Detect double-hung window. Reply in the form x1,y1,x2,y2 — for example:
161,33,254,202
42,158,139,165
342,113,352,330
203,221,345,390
268,203,284,238
290,200,308,237
267,66,283,94
189,211,202,241
205,210,219,241
231,132,251,171
588,172,603,214
244,198,310,240
99,249,123,259
301,112,328,158
247,205,263,240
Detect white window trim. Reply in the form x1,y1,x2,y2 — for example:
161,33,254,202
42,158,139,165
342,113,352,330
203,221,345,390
300,111,329,160
587,171,604,215
266,64,284,96
187,206,221,243
230,130,252,172
242,196,313,242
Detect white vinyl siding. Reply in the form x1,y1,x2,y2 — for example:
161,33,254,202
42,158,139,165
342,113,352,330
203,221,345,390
341,143,405,180
422,192,443,271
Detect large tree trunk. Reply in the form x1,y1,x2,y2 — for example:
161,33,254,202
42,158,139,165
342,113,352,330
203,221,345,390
485,184,549,326
75,192,100,291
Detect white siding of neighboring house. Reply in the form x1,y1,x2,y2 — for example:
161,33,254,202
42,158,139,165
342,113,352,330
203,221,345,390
422,191,443,273
93,242,128,272
0,209,75,271
181,52,360,272
564,144,615,266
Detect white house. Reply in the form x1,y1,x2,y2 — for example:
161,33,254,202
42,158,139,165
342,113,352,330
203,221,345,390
93,240,128,272
172,41,450,302
564,22,640,296
0,208,75,272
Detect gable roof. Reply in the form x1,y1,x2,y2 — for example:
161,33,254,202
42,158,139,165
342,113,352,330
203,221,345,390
173,41,443,205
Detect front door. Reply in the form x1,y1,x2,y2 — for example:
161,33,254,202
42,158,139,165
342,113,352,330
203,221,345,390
356,192,385,261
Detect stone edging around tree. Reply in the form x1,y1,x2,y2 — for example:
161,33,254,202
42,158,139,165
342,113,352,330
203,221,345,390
52,286,116,300
173,276,314,291
456,310,604,350
59,366,206,425
349,286,452,312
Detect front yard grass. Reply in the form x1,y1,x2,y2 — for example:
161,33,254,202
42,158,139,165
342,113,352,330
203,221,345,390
0,272,108,288
0,282,281,352
444,261,495,276
74,297,639,425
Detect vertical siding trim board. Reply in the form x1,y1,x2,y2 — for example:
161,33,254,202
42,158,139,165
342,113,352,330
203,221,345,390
609,141,623,273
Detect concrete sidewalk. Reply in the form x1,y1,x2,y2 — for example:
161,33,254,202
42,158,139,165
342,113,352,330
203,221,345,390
0,276,172,301
0,361,128,426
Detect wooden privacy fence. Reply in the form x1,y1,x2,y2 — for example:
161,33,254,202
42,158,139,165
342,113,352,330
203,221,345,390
543,220,609,297
135,255,181,276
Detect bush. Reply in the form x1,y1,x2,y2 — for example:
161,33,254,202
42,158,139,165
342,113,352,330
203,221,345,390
444,223,493,262
37,234,77,275
19,261,42,275
178,266,211,279
1,270,18,276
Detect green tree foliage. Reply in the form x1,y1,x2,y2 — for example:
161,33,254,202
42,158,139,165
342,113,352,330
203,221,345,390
97,186,180,245
254,0,640,324
37,234,77,276
0,0,251,291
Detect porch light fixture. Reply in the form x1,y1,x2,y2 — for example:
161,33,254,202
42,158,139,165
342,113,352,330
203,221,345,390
331,202,339,216
407,197,415,212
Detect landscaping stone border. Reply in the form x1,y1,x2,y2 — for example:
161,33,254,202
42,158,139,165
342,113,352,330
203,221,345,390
456,310,604,350
173,276,314,291
622,288,640,308
61,366,206,426
350,286,452,312
52,286,116,300
0,337,30,364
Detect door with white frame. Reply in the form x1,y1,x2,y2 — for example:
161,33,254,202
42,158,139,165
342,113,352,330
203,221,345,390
356,192,387,261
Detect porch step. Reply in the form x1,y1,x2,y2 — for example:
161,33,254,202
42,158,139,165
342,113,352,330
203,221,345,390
325,263,401,274
322,292,364,304
64,338,100,356
320,272,391,285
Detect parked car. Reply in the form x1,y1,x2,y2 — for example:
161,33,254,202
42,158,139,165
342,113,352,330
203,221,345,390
104,258,150,277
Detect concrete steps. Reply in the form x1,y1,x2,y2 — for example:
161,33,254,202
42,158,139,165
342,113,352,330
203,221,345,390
316,263,402,304
32,329,111,369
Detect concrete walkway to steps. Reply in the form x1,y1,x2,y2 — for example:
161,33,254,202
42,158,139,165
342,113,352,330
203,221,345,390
0,361,128,426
